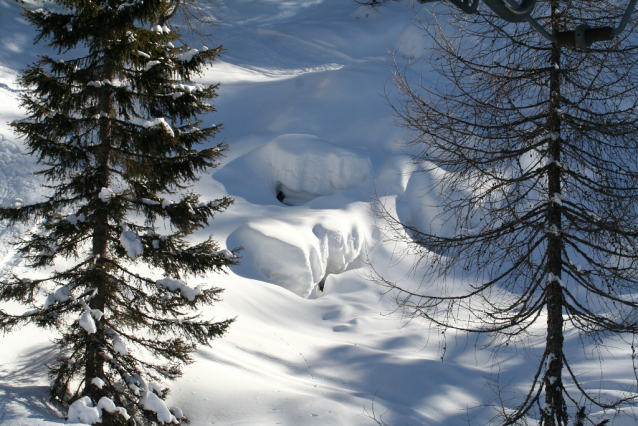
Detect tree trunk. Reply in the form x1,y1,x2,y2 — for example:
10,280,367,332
542,6,567,424
84,65,114,403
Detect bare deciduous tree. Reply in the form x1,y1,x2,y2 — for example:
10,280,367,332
375,1,638,424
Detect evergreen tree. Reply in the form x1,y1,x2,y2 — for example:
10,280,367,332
375,1,638,425
0,0,238,424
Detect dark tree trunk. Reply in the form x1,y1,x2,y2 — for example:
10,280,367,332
84,67,114,404
542,5,566,425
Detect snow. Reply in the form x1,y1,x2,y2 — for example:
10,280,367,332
98,187,113,202
156,277,202,301
79,311,97,334
141,197,161,206
397,24,427,60
395,161,483,241
120,230,143,259
91,309,103,321
43,285,71,309
214,249,235,260
122,376,179,424
144,60,161,70
97,397,130,421
91,377,104,389
65,214,85,226
67,397,101,424
142,117,175,138
169,406,183,419
112,334,129,356
215,134,370,206
1,0,637,426
67,396,130,424
551,193,563,206
228,209,366,297
175,48,199,62
548,272,566,288
143,389,177,424
546,224,561,236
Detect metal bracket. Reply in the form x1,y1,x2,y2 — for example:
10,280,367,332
574,24,591,48
416,0,638,48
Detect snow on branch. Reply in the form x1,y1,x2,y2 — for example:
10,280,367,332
175,48,199,62
547,272,566,289
79,311,97,334
91,377,105,389
109,330,130,356
120,226,144,259
99,187,114,202
67,396,130,424
44,285,72,309
214,249,236,260
126,375,183,424
156,278,201,301
142,117,174,137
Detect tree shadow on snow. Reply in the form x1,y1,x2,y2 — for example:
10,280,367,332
0,344,66,423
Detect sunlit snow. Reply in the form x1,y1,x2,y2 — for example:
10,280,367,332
0,0,636,426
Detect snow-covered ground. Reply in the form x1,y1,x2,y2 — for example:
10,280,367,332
0,0,636,425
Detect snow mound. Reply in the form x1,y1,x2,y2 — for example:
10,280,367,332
214,134,370,206
228,211,365,298
394,162,485,251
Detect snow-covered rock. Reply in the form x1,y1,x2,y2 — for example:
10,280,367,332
228,210,365,298
214,134,370,206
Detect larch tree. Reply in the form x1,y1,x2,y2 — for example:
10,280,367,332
373,0,638,425
0,0,238,424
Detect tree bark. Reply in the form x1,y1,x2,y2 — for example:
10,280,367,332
542,5,566,424
84,63,114,403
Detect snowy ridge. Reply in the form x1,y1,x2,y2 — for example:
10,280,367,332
201,60,345,85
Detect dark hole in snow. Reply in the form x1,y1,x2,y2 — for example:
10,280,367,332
275,182,321,206
318,274,327,292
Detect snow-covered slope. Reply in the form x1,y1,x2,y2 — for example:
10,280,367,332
0,1,635,425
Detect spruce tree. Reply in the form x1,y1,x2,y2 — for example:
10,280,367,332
0,0,237,424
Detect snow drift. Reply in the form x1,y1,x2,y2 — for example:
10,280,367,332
228,210,366,298
214,134,370,206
